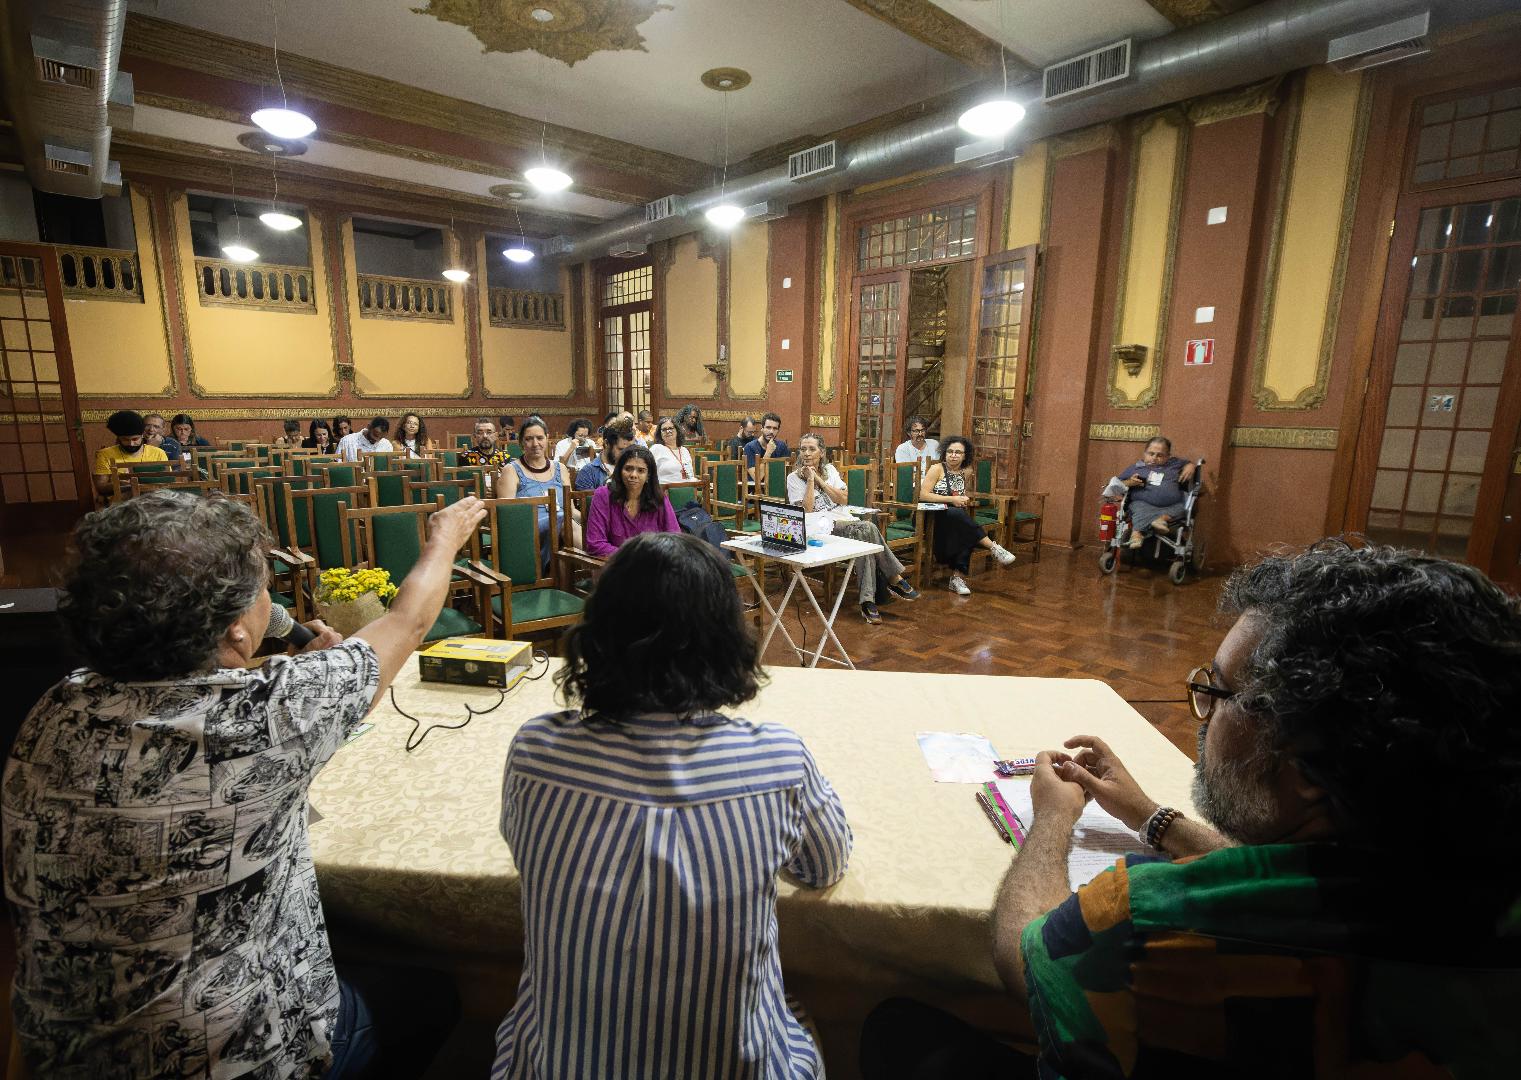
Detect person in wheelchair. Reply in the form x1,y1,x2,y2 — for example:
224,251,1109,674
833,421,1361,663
1119,436,1197,549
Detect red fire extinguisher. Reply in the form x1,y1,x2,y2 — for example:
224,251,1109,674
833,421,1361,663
1098,502,1118,542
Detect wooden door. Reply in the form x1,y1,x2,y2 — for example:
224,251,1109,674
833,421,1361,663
965,245,1039,489
1351,185,1521,571
1495,440,1521,589
0,244,91,533
846,270,910,463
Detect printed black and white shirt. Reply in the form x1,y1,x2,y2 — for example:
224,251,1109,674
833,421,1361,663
2,639,380,1079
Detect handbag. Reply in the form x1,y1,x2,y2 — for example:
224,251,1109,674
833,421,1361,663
675,500,731,554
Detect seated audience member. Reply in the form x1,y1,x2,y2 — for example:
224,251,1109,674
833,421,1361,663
93,409,168,497
170,414,211,454
727,416,756,460
574,421,635,491
634,408,656,446
862,541,1521,1078
336,416,393,462
144,412,185,463
395,412,434,457
649,415,696,483
675,402,706,442
553,418,595,469
460,417,511,493
332,414,353,440
744,412,790,479
788,434,919,623
1119,435,1197,549
894,416,940,471
273,418,302,448
498,415,518,443
303,419,335,452
584,445,679,557
494,531,851,1078
919,436,1015,595
500,416,580,560
3,489,482,1078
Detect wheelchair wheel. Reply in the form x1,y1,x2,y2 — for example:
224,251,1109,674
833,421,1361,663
1169,559,1188,585
1099,550,1117,574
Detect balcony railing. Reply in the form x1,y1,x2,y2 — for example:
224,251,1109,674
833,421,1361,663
195,258,316,312
59,246,142,302
356,273,453,322
488,287,565,330
0,255,44,292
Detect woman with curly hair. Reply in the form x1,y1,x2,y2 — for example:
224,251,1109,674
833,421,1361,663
493,532,852,1080
3,489,482,1078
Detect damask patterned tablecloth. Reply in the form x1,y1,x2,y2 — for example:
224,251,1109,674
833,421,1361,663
308,661,1196,998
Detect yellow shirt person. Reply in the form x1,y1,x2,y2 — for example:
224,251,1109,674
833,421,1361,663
94,410,170,500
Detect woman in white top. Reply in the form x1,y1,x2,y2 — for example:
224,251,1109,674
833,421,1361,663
648,416,695,484
786,434,919,624
553,418,596,469
394,412,434,457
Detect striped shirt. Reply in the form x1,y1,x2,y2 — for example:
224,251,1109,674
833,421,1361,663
492,709,852,1080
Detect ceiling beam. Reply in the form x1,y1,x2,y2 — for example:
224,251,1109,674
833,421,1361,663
121,14,710,194
835,0,1027,72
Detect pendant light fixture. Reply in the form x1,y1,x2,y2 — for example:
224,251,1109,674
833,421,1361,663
503,206,535,263
221,167,259,264
442,213,470,282
958,1,1026,140
259,146,302,231
525,13,573,193
253,2,316,141
704,81,744,230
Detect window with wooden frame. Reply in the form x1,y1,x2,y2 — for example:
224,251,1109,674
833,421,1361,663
597,259,654,414
857,201,978,272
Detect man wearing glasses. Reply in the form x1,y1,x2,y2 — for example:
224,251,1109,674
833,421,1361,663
864,541,1521,1077
893,416,939,472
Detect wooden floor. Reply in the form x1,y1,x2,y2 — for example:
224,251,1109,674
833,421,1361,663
754,543,1225,759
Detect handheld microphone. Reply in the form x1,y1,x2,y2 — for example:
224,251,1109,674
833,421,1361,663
264,602,317,648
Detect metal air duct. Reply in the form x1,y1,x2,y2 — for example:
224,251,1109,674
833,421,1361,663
0,0,132,199
551,0,1511,260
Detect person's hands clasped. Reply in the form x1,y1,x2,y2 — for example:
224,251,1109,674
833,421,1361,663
1053,735,1158,832
428,496,487,552
1029,750,1088,823
297,620,343,653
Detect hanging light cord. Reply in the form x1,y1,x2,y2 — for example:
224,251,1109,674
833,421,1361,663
718,90,732,200
228,166,245,244
271,0,290,111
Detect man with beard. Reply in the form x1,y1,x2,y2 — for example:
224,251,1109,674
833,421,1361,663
862,541,1521,1078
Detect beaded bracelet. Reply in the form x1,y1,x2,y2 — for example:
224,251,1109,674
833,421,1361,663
1138,805,1182,851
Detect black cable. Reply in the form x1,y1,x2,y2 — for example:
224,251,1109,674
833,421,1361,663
392,649,551,751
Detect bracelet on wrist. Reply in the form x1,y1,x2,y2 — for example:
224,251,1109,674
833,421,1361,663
1138,806,1183,851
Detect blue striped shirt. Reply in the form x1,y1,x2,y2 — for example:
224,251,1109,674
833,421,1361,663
492,709,852,1080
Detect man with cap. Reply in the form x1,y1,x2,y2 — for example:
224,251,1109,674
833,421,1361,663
94,410,168,498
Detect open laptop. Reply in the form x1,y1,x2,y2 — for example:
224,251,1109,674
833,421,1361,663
754,498,807,557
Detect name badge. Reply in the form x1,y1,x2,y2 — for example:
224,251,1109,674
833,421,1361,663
1148,470,1165,486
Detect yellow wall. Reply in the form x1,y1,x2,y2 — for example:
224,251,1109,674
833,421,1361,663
728,223,769,398
1255,67,1366,407
816,194,840,404
342,220,470,396
479,245,574,397
68,187,174,396
662,234,718,397
1006,139,1050,251
172,192,336,396
1111,113,1185,407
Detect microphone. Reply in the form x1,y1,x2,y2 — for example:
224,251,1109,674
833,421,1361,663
264,602,316,648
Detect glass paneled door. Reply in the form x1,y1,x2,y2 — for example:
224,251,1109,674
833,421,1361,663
849,271,909,464
967,246,1038,489
0,244,90,533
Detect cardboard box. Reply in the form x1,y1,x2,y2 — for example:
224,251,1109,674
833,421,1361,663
418,638,533,689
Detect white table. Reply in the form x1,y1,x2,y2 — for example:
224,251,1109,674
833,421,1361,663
723,532,884,669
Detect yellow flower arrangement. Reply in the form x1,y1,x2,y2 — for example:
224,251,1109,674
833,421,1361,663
316,566,399,606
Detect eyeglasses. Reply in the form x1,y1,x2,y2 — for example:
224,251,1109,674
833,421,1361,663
1186,664,1236,721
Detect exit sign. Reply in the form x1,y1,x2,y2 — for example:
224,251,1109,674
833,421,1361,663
775,369,794,382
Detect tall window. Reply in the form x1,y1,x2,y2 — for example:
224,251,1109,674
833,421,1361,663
858,202,977,272
598,260,653,414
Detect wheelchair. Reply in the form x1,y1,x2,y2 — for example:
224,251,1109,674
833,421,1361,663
1098,458,1206,585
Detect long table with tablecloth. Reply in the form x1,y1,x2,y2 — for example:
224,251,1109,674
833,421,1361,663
308,659,1197,1074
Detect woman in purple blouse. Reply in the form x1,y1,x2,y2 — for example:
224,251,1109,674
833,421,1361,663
584,445,680,557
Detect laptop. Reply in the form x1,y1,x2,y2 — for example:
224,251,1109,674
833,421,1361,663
754,498,808,557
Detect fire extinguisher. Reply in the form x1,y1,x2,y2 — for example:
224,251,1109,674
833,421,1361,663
1098,502,1118,542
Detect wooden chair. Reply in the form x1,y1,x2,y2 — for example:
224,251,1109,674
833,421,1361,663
110,460,184,501
469,494,584,641
290,453,340,478
340,501,490,642
283,483,369,607
314,461,362,489
367,470,410,508
972,457,1047,563
505,442,525,460
396,457,438,483
702,458,755,536
441,464,489,498
435,448,462,468
453,433,474,449
221,465,283,499
406,477,476,507
252,474,317,621
556,487,603,595
879,460,928,591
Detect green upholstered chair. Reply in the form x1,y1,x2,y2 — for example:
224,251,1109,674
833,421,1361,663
506,442,525,459
971,456,1045,561
221,465,282,499
290,453,339,478
207,455,256,482
453,433,474,449
368,470,409,508
878,460,927,590
314,462,360,488
339,501,487,643
702,459,754,535
396,457,437,483
110,460,182,501
407,477,474,507
284,483,368,607
435,449,462,468
470,495,583,641
441,465,488,497
253,475,316,620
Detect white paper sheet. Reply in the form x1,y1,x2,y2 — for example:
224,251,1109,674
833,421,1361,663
994,779,1145,890
916,730,999,783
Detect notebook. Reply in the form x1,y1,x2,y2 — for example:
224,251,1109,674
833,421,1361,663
991,778,1145,890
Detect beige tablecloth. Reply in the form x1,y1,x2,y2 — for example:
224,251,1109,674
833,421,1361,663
309,662,1195,995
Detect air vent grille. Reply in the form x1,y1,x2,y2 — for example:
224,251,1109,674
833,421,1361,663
645,195,684,223
45,157,90,176
36,56,98,89
1043,39,1131,104
788,141,838,182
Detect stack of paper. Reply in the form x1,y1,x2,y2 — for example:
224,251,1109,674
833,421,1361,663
994,778,1144,890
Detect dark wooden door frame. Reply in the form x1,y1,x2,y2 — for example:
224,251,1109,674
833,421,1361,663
963,243,1040,489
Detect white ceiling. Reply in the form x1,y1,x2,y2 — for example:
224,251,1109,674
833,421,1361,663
127,0,981,164
932,0,1174,69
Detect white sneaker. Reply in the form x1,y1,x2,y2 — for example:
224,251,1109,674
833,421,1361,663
948,574,972,596
1127,530,1145,549
989,542,1015,566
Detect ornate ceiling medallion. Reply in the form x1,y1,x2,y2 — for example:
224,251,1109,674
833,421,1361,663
236,131,308,156
700,67,751,92
412,0,671,66
489,182,533,200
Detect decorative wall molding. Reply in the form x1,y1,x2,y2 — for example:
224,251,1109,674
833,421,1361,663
1050,123,1120,160
1229,425,1338,450
809,414,843,428
837,0,1011,71
1089,422,1161,442
816,195,842,405
413,0,670,67
1186,77,1284,127
81,405,591,423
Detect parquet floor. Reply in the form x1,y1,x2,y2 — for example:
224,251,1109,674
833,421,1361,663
755,543,1227,759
